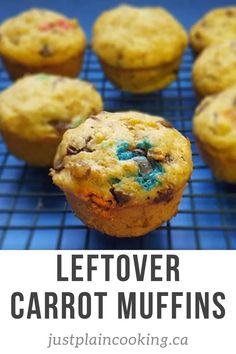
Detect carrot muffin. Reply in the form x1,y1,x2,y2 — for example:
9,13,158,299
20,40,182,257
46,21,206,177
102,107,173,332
0,74,103,166
193,41,236,97
190,7,236,53
0,8,86,79
92,5,187,93
51,111,192,237
193,85,236,183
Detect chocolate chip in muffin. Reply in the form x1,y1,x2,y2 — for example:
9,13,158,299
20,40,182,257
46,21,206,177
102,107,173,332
110,188,131,206
159,119,173,128
133,156,153,174
132,148,146,156
195,99,211,115
117,52,124,60
66,139,94,155
164,154,173,164
154,188,174,203
83,147,94,153
201,20,208,28
194,31,202,40
54,160,64,172
85,136,92,144
225,9,236,17
82,137,94,152
67,146,92,155
49,120,70,134
90,115,100,121
67,145,80,155
39,44,54,57
117,52,124,64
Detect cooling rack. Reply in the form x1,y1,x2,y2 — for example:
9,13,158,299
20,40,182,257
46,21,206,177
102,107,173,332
0,47,236,250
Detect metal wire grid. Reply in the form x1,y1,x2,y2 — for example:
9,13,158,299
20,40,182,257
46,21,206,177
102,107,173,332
0,47,236,250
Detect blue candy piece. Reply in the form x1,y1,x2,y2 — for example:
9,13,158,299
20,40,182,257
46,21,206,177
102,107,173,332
116,139,165,191
118,151,134,160
116,141,133,160
136,177,159,191
117,141,129,154
136,162,164,191
136,137,153,150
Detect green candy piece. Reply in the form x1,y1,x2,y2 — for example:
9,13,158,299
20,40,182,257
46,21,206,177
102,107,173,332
70,116,84,129
37,73,51,80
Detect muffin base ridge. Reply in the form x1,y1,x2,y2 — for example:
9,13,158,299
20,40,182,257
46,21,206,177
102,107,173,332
65,185,185,237
1,131,60,166
1,52,85,80
100,57,182,93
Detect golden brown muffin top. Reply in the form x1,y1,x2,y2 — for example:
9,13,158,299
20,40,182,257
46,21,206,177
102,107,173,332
0,73,103,140
92,5,187,69
190,7,236,53
0,8,86,65
51,111,192,207
192,40,236,96
193,85,236,153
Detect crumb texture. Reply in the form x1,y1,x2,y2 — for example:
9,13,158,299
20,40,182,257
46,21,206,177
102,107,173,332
92,5,187,69
193,41,236,96
193,86,236,182
0,8,86,65
190,7,236,52
52,111,192,207
0,74,103,140
193,85,236,148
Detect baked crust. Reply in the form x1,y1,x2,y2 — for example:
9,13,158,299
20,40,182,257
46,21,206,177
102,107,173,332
193,86,236,182
0,8,86,78
192,41,236,97
51,111,192,236
0,74,103,166
190,7,236,53
0,8,86,65
92,5,187,93
92,5,187,69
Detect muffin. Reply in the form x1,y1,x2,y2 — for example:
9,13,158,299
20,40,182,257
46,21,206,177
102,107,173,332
0,8,86,79
0,74,103,166
51,111,192,237
193,85,236,183
92,5,187,93
193,41,236,97
190,7,236,53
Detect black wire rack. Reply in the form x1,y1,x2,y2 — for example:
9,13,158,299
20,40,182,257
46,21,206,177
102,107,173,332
0,46,236,250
